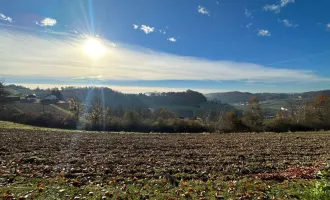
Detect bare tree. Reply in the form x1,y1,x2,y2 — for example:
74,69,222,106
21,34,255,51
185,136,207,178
88,97,107,130
68,97,84,121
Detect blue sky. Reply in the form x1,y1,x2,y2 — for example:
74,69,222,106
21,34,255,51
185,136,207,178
1,0,330,93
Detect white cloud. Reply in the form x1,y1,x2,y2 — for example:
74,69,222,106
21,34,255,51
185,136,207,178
21,83,224,94
0,13,13,22
133,24,139,30
278,19,298,27
36,17,57,27
167,37,177,42
258,29,271,36
327,23,330,29
198,6,210,16
0,28,328,85
264,0,295,13
140,25,155,34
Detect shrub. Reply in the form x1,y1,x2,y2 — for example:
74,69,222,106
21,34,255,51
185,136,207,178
266,113,316,132
216,112,248,133
166,119,208,133
304,167,330,199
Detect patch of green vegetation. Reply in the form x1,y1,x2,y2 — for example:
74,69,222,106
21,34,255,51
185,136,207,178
1,175,319,199
49,104,71,115
304,167,330,200
0,121,35,129
0,120,80,133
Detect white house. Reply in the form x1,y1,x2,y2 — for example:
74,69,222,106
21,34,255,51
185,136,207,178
44,94,58,101
25,94,37,101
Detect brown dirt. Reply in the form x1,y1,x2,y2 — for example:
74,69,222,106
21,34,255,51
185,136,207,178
1,129,330,184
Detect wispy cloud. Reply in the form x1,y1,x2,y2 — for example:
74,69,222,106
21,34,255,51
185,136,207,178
159,29,166,35
198,6,210,16
278,19,298,28
257,29,271,36
263,4,281,13
264,0,295,13
280,0,295,7
245,23,253,29
244,9,253,18
327,23,330,30
36,17,57,27
0,13,13,22
167,37,177,42
70,30,78,34
140,25,155,34
133,24,139,30
0,28,327,85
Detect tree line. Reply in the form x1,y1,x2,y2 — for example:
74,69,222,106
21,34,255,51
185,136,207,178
1,81,330,133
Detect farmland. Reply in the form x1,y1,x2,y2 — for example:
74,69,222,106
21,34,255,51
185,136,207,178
1,124,330,199
13,103,70,117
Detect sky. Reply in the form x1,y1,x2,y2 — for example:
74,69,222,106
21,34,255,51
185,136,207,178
1,0,330,94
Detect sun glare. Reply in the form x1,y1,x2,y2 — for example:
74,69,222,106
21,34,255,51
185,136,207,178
83,38,105,57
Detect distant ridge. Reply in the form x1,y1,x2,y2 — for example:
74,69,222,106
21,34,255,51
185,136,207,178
205,90,330,104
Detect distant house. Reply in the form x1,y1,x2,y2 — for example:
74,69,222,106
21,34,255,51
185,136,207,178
25,94,37,102
44,94,58,101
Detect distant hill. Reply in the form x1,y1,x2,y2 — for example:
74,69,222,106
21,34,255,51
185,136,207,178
205,90,330,104
5,85,234,117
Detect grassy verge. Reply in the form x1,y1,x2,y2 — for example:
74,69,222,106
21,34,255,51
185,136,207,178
0,175,318,199
0,121,36,129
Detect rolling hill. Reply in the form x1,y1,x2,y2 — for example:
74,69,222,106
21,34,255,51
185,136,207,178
205,90,330,113
205,90,330,104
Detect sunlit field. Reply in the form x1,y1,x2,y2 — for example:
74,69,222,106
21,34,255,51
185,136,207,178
1,123,330,199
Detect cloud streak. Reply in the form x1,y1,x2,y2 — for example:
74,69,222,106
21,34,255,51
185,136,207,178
278,19,298,27
264,0,295,13
245,23,252,29
0,13,12,22
244,9,253,18
0,28,328,87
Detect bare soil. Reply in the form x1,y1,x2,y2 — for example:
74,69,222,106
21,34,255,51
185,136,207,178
1,129,329,184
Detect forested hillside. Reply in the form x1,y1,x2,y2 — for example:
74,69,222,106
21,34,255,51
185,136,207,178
4,85,233,117
205,90,330,104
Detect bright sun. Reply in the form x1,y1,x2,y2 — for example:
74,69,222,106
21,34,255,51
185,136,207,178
83,38,105,57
